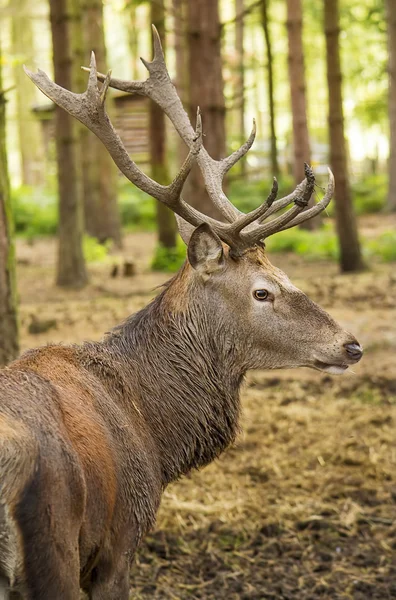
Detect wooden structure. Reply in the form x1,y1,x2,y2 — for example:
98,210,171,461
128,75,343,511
33,92,150,169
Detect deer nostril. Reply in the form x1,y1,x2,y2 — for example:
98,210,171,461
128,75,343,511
344,343,363,361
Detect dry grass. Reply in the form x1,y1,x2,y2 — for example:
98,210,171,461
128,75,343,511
130,375,396,599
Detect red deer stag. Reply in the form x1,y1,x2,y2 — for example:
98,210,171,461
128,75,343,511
0,27,362,600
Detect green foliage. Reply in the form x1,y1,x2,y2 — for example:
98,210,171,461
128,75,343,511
118,183,156,230
323,174,387,217
10,179,395,266
266,226,339,261
83,236,112,264
151,240,186,272
266,225,396,264
11,183,158,238
366,232,396,263
228,176,294,214
351,174,387,215
11,186,58,238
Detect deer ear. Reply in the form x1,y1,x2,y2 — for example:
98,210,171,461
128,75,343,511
187,223,224,275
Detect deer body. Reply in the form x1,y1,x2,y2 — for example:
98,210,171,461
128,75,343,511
0,26,363,598
0,251,361,598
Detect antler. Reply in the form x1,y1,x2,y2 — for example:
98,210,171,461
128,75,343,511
82,26,253,224
25,26,334,255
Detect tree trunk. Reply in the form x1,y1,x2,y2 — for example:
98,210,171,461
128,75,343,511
324,0,365,272
235,0,246,176
81,0,122,247
386,0,396,211
150,0,177,248
0,44,19,365
260,0,279,178
50,0,88,288
286,0,319,229
11,0,45,186
173,0,189,167
186,0,226,219
128,2,140,80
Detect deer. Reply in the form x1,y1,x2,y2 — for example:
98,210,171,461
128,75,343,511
0,27,362,600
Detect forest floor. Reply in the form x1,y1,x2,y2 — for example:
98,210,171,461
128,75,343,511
16,216,396,600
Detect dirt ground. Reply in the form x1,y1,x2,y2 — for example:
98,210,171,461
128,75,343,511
16,221,396,600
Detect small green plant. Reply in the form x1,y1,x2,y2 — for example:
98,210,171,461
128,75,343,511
11,185,58,238
229,175,294,214
366,231,396,263
351,174,387,215
151,241,186,272
118,184,156,230
266,226,339,261
83,236,112,263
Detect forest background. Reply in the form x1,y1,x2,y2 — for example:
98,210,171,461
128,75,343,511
0,2,396,597
1,0,395,304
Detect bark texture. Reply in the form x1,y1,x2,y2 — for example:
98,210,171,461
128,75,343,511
0,50,19,365
286,0,318,228
81,0,122,246
235,0,246,176
386,0,396,211
260,0,279,178
173,0,189,167
128,2,139,80
11,0,44,186
186,0,226,219
50,0,88,287
324,0,365,272
150,0,177,248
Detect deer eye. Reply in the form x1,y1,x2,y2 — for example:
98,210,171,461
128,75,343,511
254,289,269,301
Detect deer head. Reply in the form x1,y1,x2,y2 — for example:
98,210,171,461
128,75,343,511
25,27,362,375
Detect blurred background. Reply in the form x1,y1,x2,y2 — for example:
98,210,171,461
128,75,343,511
0,0,396,598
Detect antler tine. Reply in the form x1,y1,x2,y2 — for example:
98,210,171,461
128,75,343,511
227,178,278,236
140,25,167,73
167,110,203,201
81,66,144,94
176,167,334,253
257,179,307,222
240,164,316,245
276,169,335,234
219,120,257,176
100,68,112,106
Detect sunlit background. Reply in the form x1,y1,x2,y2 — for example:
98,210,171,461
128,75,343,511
1,0,389,184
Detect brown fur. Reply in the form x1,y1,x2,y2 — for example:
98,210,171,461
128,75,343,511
0,244,361,599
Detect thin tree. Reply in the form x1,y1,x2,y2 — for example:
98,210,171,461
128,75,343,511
150,0,177,249
324,0,365,272
260,0,279,177
286,0,319,228
386,0,396,211
0,42,19,365
49,0,88,287
128,1,140,80
235,0,246,176
11,0,44,186
81,0,122,247
173,0,189,167
186,0,226,218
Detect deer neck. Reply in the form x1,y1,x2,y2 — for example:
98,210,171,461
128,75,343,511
102,281,246,486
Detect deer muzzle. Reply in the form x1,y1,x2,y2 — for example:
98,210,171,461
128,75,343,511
344,342,363,362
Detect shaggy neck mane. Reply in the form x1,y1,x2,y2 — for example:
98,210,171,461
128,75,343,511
90,267,246,486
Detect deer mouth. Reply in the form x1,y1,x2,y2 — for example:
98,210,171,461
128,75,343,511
313,360,348,375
